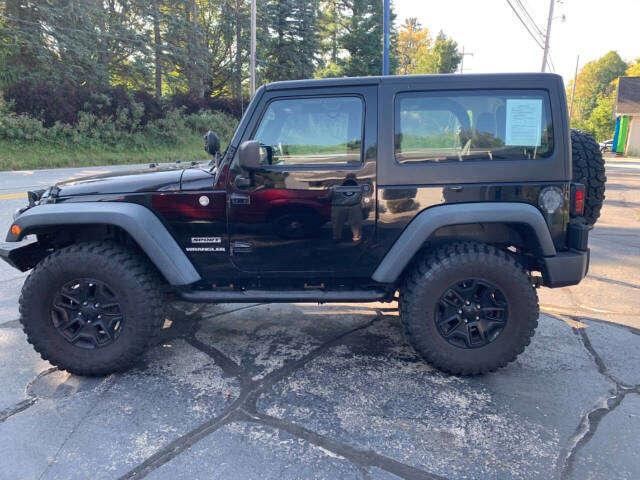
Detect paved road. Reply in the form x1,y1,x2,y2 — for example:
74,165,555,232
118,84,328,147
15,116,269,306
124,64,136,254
0,160,638,479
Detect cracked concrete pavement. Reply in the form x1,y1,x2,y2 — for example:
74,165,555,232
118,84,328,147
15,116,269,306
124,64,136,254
0,158,639,479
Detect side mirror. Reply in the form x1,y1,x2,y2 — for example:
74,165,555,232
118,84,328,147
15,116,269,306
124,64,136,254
204,131,220,156
238,140,262,170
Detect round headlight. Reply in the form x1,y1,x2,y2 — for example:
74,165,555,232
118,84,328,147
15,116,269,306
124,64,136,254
538,187,564,214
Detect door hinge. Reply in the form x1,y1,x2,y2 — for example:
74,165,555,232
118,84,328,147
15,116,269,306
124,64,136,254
230,193,250,205
231,241,253,254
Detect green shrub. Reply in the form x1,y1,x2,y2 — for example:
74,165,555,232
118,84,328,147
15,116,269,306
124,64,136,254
184,110,236,143
0,110,47,141
144,109,193,145
0,107,238,153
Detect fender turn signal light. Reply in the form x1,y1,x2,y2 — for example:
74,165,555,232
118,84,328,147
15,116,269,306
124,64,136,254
10,224,21,236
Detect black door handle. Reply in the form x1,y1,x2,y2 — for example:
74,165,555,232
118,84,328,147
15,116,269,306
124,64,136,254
332,184,371,194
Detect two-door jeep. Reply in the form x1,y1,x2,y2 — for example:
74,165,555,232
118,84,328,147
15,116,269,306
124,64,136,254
1,73,604,376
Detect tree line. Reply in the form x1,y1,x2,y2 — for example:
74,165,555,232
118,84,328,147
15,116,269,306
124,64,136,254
568,51,640,142
0,1,462,169
4,2,638,146
0,0,462,119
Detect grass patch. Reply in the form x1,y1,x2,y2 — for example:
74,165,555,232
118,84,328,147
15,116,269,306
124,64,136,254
0,104,237,171
0,135,212,171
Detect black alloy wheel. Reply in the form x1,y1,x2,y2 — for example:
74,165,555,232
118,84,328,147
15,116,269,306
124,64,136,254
51,278,124,349
400,242,539,375
435,279,508,349
20,242,164,376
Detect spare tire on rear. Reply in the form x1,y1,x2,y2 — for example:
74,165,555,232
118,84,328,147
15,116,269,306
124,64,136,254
571,129,606,226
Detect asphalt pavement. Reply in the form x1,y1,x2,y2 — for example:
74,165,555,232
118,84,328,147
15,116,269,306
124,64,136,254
0,158,638,479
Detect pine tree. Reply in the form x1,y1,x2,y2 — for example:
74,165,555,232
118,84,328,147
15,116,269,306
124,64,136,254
0,0,463,106
262,0,319,82
1,0,151,89
162,0,236,98
329,0,397,77
317,0,343,72
340,0,383,76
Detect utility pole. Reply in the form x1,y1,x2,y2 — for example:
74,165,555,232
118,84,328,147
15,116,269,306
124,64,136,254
459,46,474,74
382,0,390,75
152,0,162,100
250,0,256,97
235,0,242,107
568,54,580,120
541,0,555,72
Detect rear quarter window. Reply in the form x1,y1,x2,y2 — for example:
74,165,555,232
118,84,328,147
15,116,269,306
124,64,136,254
394,90,554,164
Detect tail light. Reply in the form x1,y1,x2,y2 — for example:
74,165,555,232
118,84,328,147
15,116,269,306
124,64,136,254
571,183,585,217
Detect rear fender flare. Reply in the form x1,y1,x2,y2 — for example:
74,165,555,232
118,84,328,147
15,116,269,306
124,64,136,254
372,202,556,283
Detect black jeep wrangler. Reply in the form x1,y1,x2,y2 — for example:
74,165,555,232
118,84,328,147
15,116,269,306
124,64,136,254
1,74,605,376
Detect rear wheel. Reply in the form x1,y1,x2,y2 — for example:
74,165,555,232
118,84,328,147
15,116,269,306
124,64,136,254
400,242,539,375
20,242,164,376
571,129,606,226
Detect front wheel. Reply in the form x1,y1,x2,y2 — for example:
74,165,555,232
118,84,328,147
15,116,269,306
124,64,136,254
400,242,539,375
19,242,164,376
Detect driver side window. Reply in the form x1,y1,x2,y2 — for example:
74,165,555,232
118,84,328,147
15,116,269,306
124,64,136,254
253,96,363,166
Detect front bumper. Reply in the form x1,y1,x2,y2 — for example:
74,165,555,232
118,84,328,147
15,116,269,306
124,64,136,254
0,241,46,272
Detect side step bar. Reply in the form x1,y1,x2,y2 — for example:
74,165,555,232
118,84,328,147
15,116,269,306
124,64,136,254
176,289,390,303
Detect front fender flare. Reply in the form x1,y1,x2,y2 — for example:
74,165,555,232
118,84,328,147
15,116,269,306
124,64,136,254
7,202,201,286
371,202,556,283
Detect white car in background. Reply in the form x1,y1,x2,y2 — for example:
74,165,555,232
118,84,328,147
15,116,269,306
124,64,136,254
599,139,613,153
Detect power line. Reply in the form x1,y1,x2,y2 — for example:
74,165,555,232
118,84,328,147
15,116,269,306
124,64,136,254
514,0,544,38
508,0,559,74
510,0,544,42
505,0,544,50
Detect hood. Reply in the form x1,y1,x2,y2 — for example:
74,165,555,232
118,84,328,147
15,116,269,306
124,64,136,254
55,164,190,197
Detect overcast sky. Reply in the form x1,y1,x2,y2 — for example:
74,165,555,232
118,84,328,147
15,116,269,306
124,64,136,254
394,0,640,84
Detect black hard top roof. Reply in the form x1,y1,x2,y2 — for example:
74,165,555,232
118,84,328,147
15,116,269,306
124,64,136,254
264,72,563,91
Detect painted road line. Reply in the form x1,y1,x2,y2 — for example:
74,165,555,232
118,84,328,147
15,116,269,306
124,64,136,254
606,158,640,163
606,162,640,169
0,192,27,200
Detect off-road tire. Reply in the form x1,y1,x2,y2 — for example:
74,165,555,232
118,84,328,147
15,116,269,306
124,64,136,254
400,242,539,375
19,242,164,376
571,129,606,226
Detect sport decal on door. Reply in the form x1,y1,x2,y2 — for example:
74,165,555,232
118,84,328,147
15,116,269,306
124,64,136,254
190,237,222,244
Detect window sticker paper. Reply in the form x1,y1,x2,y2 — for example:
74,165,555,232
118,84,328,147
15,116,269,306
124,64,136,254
505,99,543,147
